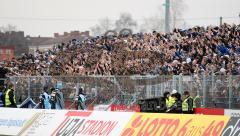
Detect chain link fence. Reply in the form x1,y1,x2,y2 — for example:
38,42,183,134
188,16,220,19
4,75,240,110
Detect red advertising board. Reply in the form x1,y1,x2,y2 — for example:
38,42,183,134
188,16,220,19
194,108,224,115
111,104,140,112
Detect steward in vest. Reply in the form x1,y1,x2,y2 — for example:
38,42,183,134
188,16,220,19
182,91,193,114
166,90,178,113
5,83,17,108
163,91,170,111
193,95,201,108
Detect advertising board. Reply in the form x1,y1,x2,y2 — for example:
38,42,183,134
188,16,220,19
224,109,240,117
0,108,38,136
121,113,229,136
51,111,134,136
221,117,240,136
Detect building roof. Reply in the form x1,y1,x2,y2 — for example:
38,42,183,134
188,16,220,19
27,37,53,46
27,31,91,46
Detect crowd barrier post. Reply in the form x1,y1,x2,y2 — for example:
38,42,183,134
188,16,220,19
228,75,233,109
27,77,31,98
202,74,206,107
178,75,183,94
211,74,215,98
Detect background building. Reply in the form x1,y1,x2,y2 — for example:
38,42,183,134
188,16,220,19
0,46,14,61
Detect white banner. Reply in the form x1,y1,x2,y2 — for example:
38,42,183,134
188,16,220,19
224,109,240,117
0,108,38,136
19,110,134,136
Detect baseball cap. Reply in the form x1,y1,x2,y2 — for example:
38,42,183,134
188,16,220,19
171,89,177,94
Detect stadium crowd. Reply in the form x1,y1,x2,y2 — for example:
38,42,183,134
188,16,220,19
2,23,240,76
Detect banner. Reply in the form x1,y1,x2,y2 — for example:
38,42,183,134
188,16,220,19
0,108,38,136
93,105,111,111
121,113,229,136
224,109,240,117
111,104,140,112
0,108,234,136
18,109,133,136
51,111,134,136
19,110,66,136
221,117,240,136
194,108,224,115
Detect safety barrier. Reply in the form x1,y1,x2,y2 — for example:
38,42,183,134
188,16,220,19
6,75,240,110
0,108,240,136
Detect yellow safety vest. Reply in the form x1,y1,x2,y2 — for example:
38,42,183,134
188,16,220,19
193,96,201,108
182,96,193,111
166,96,175,109
5,89,16,106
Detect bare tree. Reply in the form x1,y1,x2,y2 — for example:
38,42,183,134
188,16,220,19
115,13,137,32
170,0,187,29
0,24,17,32
90,18,113,36
140,16,164,33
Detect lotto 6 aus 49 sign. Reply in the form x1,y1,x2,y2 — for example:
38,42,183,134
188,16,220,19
121,113,229,136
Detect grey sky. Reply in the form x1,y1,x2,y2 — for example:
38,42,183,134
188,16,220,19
0,0,239,37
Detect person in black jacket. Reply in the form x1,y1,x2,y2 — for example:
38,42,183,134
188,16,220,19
0,67,7,86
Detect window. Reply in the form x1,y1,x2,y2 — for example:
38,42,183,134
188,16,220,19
6,49,11,54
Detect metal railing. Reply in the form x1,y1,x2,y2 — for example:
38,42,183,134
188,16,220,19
3,75,240,110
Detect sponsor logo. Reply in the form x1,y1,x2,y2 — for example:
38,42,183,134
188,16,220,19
221,117,240,136
224,110,240,117
52,111,118,136
0,119,27,127
121,113,229,136
138,98,166,112
111,104,140,112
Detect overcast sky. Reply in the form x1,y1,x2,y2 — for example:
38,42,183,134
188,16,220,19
0,0,239,37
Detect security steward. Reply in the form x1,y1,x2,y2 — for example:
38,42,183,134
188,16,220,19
193,95,201,108
5,83,17,108
182,91,193,114
166,90,177,113
163,91,170,111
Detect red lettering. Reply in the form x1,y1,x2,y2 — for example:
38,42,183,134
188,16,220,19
132,115,144,128
121,128,135,136
159,119,173,136
153,118,168,135
99,121,118,136
212,121,225,136
186,126,203,136
78,120,91,134
137,118,150,136
202,121,215,136
177,119,192,136
121,115,144,136
143,119,159,136
82,120,95,135
87,120,99,135
165,119,180,136
89,121,104,135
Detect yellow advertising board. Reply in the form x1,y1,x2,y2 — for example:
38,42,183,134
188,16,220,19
121,113,230,136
